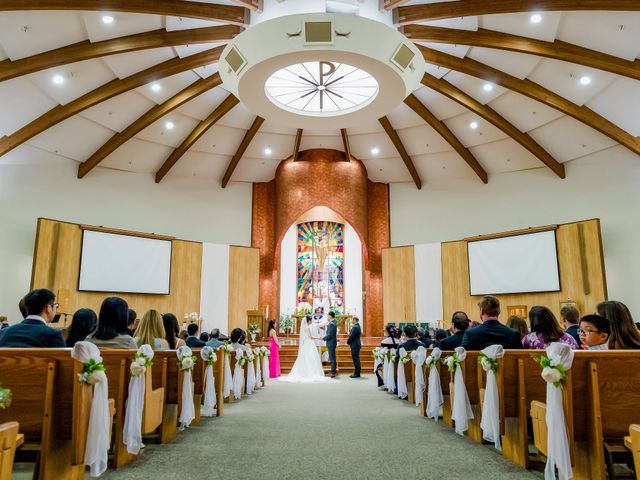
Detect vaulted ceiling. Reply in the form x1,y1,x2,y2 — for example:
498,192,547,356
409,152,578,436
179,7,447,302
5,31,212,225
0,0,639,188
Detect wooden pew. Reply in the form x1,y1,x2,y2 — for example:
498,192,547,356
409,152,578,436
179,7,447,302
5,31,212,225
205,347,226,416
150,351,179,442
438,352,453,427
0,421,20,480
225,351,237,404
627,424,640,480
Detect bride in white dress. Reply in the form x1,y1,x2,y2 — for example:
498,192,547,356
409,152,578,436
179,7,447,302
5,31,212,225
278,316,335,383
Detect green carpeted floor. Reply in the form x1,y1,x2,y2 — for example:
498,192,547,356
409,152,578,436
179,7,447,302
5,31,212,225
96,375,541,480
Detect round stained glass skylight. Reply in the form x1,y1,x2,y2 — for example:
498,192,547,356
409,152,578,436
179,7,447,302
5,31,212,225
264,61,379,115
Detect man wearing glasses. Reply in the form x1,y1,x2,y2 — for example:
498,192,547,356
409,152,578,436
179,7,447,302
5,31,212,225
0,289,65,347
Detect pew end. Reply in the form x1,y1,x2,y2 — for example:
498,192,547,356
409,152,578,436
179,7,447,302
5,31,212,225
0,421,20,480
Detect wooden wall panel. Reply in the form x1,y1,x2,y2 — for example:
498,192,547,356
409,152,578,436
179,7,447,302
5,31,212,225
381,246,416,328
441,219,606,326
31,218,202,320
227,245,260,331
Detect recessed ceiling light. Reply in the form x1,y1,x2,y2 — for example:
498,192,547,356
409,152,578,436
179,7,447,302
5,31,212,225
579,75,592,85
151,83,161,92
371,146,380,155
102,15,114,24
483,83,494,92
264,146,273,155
530,14,542,24
469,121,479,130
52,74,65,85
165,121,174,130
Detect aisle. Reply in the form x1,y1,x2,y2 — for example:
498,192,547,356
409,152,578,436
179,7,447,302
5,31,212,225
102,376,540,480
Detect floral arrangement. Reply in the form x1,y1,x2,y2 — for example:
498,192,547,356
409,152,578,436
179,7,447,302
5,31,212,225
178,354,197,371
0,386,11,410
256,346,268,358
203,349,217,366
261,346,270,357
534,354,567,388
389,350,397,363
379,347,389,360
296,302,312,315
222,342,234,356
372,347,383,361
78,358,105,385
443,352,461,373
247,352,256,362
279,315,295,333
236,351,247,366
425,354,438,368
248,323,261,335
399,350,411,364
478,352,498,373
130,351,153,377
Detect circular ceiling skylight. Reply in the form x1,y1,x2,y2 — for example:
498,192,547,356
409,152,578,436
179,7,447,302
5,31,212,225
264,61,379,115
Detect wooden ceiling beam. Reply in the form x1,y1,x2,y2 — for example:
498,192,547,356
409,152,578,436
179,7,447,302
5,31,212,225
292,128,303,162
78,73,223,178
341,128,351,161
0,45,224,160
420,72,566,178
231,0,262,12
403,25,640,81
0,1,248,25
381,0,410,10
156,94,239,183
404,93,488,184
221,116,264,187
395,1,640,25
0,25,240,83
418,45,640,157
378,116,422,189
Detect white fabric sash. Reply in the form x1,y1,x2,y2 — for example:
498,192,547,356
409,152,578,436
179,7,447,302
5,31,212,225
123,344,153,455
380,348,389,387
254,348,262,388
373,349,383,373
426,348,443,420
386,354,396,393
396,348,409,399
71,342,110,477
480,345,504,450
223,351,233,398
233,352,245,400
544,343,574,480
246,356,256,395
177,346,195,430
412,346,427,407
200,347,216,417
451,346,474,435
262,350,270,383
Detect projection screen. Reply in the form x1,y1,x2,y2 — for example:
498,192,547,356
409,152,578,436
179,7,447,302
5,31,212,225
467,230,560,296
79,230,172,294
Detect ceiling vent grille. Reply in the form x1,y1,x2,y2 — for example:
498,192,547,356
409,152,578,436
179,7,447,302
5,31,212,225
304,21,334,44
391,43,415,71
225,46,247,74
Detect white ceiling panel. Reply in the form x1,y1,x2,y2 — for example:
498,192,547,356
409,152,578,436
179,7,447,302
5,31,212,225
162,150,229,181
27,116,114,162
136,112,200,148
557,12,640,61
443,112,508,147
527,58,617,106
100,138,173,173
0,11,86,60
361,157,412,183
417,42,470,59
416,15,478,31
344,119,383,135
166,17,225,32
260,119,298,136
0,143,75,167
411,87,468,120
0,44,8,61
442,71,508,104
217,103,259,130
412,150,483,184
386,102,425,130
0,77,58,136
299,134,345,152
81,12,162,42
424,63,450,79
488,91,564,133
102,48,176,79
135,71,201,104
193,64,219,79
231,156,280,183
469,138,544,174
175,43,226,58
529,116,617,162
176,87,231,121
587,77,640,137
191,124,248,155
349,132,397,160
479,12,562,42
467,47,541,80
81,91,156,133
28,59,116,106
396,124,453,155
243,132,296,159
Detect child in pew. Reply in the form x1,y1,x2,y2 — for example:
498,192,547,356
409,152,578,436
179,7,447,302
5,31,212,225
578,314,611,350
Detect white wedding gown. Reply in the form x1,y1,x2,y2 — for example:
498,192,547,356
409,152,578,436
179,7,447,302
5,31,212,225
278,319,336,384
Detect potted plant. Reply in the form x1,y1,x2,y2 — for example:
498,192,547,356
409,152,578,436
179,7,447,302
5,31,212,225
247,322,260,342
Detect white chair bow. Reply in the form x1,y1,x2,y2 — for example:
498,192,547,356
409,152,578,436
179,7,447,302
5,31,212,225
411,346,427,407
176,346,195,430
123,344,153,455
373,348,383,373
380,347,389,387
386,351,396,393
451,346,474,435
200,347,216,417
223,349,233,398
254,348,262,388
480,344,504,450
246,353,256,395
544,343,574,480
262,348,270,383
396,348,409,399
71,342,109,477
232,350,245,400
426,347,443,420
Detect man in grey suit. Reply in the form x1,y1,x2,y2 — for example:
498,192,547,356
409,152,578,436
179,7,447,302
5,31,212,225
347,316,362,378
323,311,338,377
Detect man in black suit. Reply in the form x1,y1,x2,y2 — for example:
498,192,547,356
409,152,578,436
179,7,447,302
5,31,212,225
397,324,425,358
0,289,65,348
346,317,362,378
561,305,582,348
462,295,522,350
437,312,470,350
323,311,338,377
185,323,206,348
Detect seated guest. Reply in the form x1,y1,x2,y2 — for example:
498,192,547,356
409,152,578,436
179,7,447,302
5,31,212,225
376,325,399,387
206,328,224,348
579,314,610,350
417,327,433,348
434,329,448,343
179,330,188,342
506,315,528,340
437,312,470,350
127,309,137,336
66,308,98,347
230,327,250,352
135,310,170,350
523,306,578,349
162,313,185,349
462,296,522,350
397,324,425,356
200,332,209,343
18,296,27,319
0,316,8,329
597,301,640,350
85,297,137,349
185,323,206,348
0,289,65,348
560,305,581,347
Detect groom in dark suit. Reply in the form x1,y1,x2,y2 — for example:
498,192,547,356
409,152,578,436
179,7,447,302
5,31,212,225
347,317,362,378
323,311,338,377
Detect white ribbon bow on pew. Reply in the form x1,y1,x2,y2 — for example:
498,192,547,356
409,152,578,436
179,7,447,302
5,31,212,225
233,351,245,400
223,349,233,398
123,344,153,455
200,347,217,417
386,351,396,393
176,346,195,430
411,346,427,407
254,348,262,388
262,347,270,383
380,347,389,387
426,347,443,420
70,342,110,477
479,344,504,450
246,353,256,395
544,343,574,480
451,346,474,436
396,348,409,399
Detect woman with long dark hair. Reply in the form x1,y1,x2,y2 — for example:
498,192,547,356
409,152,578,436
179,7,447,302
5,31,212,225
85,297,137,349
523,306,578,349
268,319,281,378
66,308,97,347
597,301,640,349
162,313,185,350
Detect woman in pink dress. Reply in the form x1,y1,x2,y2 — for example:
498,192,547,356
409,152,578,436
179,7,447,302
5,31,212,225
268,319,281,378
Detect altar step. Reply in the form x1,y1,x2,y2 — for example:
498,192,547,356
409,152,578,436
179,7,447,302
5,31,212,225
276,344,376,374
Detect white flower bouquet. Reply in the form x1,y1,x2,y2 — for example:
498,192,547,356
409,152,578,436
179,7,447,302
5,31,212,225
236,351,246,366
222,342,234,355
443,353,460,373
130,351,153,376
399,350,411,364
534,355,567,387
478,352,498,373
77,358,105,385
260,345,270,357
178,354,197,371
372,347,382,361
202,348,217,366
